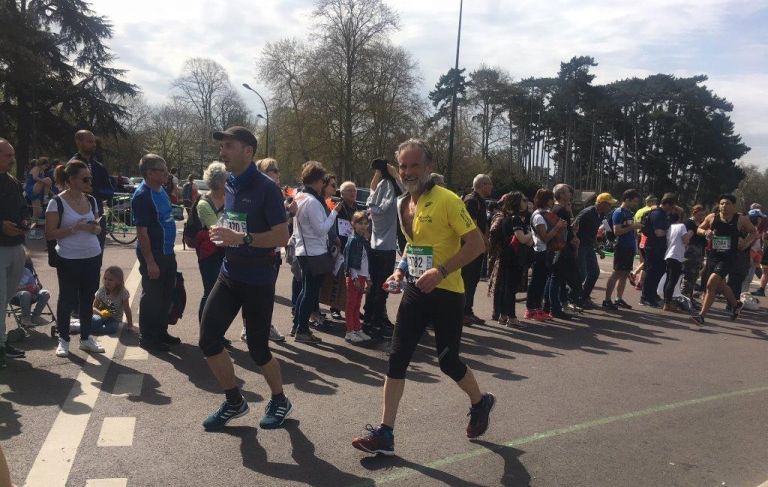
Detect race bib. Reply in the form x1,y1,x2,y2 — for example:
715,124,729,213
712,235,731,251
337,218,353,238
223,211,247,234
407,245,433,278
626,219,634,225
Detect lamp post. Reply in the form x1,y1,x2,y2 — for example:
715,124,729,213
446,0,464,188
242,83,270,156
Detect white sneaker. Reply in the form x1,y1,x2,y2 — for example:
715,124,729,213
269,325,285,342
31,315,49,326
355,330,371,341
20,316,32,327
345,332,365,343
56,339,70,357
240,328,247,342
79,336,105,353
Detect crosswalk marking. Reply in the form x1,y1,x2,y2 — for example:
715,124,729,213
23,260,141,487
85,479,128,487
97,417,136,447
122,346,149,361
111,373,144,397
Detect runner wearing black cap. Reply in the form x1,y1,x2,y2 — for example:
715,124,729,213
198,126,293,431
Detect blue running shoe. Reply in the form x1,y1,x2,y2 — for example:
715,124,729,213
259,397,293,429
203,400,249,431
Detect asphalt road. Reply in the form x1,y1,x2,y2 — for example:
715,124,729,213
2,237,768,487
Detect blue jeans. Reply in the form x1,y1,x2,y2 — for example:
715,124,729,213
91,315,120,335
292,257,324,334
543,273,564,314
578,243,600,300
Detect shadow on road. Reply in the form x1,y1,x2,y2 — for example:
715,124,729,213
471,439,532,486
226,419,373,486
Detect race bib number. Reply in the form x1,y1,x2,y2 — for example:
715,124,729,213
712,235,731,251
337,218,353,238
223,211,247,234
406,245,433,278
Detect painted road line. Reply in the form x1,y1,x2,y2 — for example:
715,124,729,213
757,481,768,487
97,417,136,447
85,478,128,487
111,373,144,397
122,346,149,361
24,259,141,487
348,384,768,487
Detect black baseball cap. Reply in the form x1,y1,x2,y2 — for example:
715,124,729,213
212,126,258,150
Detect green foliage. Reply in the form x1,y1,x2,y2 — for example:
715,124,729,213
0,0,138,175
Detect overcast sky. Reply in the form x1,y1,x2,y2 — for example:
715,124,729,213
94,0,768,169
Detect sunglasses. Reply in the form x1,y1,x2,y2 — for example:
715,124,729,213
81,177,92,183
268,168,280,174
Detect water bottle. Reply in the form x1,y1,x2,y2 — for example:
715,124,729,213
210,213,227,246
382,279,402,294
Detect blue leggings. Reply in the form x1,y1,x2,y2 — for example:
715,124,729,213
90,315,120,335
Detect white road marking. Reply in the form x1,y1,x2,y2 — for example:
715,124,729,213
24,260,141,487
97,417,136,447
85,478,128,487
756,481,768,487
122,347,148,361
111,374,144,397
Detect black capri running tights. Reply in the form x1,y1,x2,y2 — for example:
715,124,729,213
388,283,468,382
199,273,274,366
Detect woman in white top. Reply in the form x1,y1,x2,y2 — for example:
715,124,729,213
663,210,693,312
45,160,105,357
290,161,338,342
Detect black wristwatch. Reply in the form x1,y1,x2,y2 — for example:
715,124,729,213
242,233,253,246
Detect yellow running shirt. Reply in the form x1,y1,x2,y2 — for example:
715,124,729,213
397,185,477,293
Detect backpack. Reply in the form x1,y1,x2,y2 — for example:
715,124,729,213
47,194,98,268
167,272,186,325
605,208,617,242
641,208,658,238
182,196,216,249
181,182,193,201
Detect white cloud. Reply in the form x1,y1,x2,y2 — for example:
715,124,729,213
92,0,768,167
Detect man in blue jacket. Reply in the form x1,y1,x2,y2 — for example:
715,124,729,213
69,130,114,250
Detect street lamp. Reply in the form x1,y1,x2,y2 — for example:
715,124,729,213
446,0,464,188
242,83,270,156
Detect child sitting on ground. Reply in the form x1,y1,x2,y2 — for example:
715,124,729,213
14,248,51,327
91,266,132,335
343,211,372,343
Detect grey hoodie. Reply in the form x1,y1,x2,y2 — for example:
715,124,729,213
366,178,400,251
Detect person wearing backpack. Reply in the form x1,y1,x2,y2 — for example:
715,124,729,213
603,189,643,309
574,193,617,306
45,161,105,357
192,162,227,322
640,193,677,308
181,173,199,211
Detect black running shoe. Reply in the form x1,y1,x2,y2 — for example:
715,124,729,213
467,392,496,439
4,344,25,358
730,301,743,321
602,300,619,311
690,314,705,326
751,288,766,297
614,298,632,309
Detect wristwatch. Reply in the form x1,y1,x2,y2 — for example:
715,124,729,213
242,233,253,246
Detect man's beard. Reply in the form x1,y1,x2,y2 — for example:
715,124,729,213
403,172,430,194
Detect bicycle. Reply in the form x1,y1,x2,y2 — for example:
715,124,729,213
105,193,137,245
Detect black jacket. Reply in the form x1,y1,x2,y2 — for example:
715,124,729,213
0,173,29,246
70,152,114,214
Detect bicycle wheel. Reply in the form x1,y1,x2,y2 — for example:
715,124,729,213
109,206,137,245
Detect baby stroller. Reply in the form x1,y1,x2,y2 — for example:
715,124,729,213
5,260,56,342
